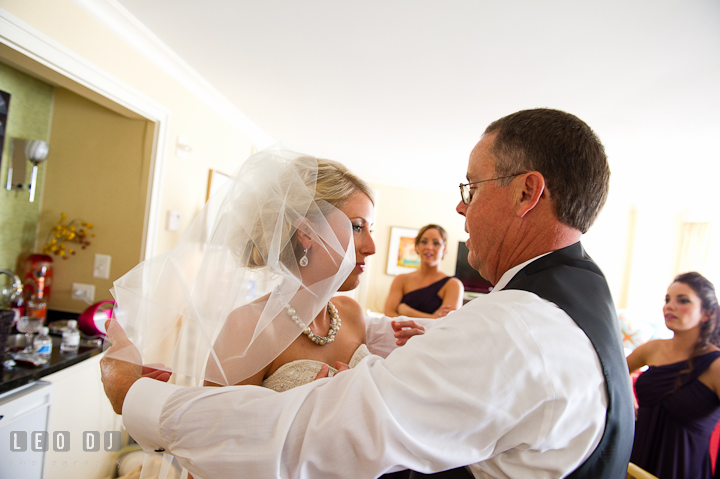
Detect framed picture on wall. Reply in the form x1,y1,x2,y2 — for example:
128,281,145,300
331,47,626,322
206,168,233,201
386,226,420,275
0,90,10,169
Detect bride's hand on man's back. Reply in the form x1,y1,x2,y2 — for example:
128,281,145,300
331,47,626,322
391,320,425,346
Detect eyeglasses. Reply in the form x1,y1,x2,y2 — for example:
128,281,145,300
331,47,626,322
459,173,527,205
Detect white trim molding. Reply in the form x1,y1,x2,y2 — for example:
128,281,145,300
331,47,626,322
0,6,168,260
72,0,275,148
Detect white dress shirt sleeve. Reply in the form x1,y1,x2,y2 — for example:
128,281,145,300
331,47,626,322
123,289,606,479
365,314,437,358
122,378,183,453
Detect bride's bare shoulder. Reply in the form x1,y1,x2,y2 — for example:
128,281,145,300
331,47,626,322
223,294,271,332
331,295,365,328
331,294,361,309
330,295,362,313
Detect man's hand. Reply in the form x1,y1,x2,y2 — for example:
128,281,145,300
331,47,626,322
100,319,170,414
392,320,425,346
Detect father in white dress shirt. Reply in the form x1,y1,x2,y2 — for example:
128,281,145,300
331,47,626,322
101,108,633,479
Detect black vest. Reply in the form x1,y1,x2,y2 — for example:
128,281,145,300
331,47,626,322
410,243,634,479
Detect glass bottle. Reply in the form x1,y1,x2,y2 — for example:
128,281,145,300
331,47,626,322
33,326,52,359
60,319,80,353
10,293,24,329
23,254,53,303
26,276,47,322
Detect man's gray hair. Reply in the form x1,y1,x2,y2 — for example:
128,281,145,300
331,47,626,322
485,108,610,234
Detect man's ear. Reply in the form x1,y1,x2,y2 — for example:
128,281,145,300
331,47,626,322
517,172,545,218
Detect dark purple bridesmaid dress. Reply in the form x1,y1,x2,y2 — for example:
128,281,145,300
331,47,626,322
631,351,720,479
400,277,451,314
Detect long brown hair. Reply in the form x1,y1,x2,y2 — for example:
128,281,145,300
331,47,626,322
673,272,720,389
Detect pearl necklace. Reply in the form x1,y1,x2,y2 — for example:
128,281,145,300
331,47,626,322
284,301,341,345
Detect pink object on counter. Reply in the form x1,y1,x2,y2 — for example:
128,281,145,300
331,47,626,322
78,300,115,336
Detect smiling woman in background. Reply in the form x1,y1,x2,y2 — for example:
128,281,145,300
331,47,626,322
627,271,720,479
384,224,463,319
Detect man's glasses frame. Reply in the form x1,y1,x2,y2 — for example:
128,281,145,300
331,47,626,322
459,173,527,205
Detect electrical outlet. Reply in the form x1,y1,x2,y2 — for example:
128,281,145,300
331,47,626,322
71,283,95,303
93,254,111,279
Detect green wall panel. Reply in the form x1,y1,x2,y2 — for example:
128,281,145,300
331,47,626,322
0,62,54,273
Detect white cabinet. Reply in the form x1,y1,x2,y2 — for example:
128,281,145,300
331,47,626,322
0,381,53,479
42,352,123,479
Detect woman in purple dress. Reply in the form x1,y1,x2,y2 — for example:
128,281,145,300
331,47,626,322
627,272,720,478
384,224,464,319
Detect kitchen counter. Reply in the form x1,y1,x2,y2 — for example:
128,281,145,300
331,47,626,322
1,335,106,394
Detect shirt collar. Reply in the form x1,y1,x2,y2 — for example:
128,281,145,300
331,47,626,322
491,252,552,292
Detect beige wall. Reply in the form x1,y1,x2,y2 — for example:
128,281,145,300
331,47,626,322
2,0,257,301
363,183,467,313
582,199,690,326
40,88,151,311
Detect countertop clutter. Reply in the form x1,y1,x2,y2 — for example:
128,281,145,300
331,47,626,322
1,335,105,394
1,310,106,394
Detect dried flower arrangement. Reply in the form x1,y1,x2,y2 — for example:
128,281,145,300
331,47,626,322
42,212,95,259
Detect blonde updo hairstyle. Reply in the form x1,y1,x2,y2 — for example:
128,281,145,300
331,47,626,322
239,156,374,270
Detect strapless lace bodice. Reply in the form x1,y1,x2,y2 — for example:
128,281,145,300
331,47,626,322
262,344,370,392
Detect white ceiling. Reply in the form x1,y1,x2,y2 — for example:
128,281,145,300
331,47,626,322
112,0,720,204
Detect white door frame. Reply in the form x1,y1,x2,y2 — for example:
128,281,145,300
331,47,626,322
0,6,169,260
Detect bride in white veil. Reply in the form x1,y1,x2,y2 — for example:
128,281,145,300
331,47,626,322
108,147,378,390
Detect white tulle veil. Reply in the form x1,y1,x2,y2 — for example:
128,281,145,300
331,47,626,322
108,147,356,386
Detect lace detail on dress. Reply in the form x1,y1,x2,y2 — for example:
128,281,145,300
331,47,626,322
262,344,370,392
